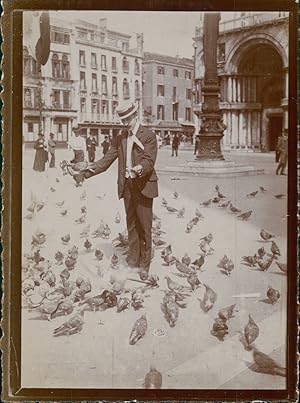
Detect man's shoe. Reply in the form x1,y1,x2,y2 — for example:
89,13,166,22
139,268,149,281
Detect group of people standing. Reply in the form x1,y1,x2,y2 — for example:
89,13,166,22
33,132,56,172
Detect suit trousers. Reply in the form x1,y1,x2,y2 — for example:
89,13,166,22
123,178,153,271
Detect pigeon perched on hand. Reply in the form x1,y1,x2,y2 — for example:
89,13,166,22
267,286,280,304
144,365,162,389
237,211,252,220
244,314,259,348
260,229,275,241
129,314,148,345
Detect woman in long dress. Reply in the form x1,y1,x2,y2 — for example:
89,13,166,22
33,132,47,172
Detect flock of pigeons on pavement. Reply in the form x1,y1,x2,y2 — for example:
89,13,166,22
22,170,287,388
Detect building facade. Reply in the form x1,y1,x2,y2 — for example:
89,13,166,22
142,52,195,140
23,15,143,145
193,12,289,151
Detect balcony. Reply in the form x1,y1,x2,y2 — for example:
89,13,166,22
79,113,121,124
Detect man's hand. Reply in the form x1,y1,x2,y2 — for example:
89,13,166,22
73,172,86,186
82,162,96,173
131,164,143,177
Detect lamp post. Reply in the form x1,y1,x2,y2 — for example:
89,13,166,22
195,12,226,160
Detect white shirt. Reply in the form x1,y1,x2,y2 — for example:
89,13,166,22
125,121,139,178
68,135,86,151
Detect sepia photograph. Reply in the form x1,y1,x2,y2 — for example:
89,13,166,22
2,1,298,400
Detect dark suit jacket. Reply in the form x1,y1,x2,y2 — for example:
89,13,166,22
84,125,158,199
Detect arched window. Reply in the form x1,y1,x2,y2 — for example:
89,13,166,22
61,54,70,79
122,56,129,73
123,78,130,99
52,54,60,78
24,88,32,107
134,58,140,75
134,80,140,99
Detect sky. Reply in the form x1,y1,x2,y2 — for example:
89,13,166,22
55,11,204,59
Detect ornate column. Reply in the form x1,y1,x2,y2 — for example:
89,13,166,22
195,12,225,160
237,77,241,103
228,77,232,103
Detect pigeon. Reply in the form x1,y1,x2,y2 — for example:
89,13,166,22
40,270,56,288
177,207,185,218
198,284,217,312
259,186,267,192
218,304,236,321
144,365,162,389
222,259,234,275
36,202,45,212
246,190,258,197
191,255,205,271
80,191,87,200
53,310,85,337
174,259,195,276
31,230,46,247
50,298,74,319
212,319,229,341
212,197,220,203
50,187,56,192
95,193,105,200
217,191,226,199
182,253,191,267
80,224,90,238
275,261,287,273
165,275,189,293
30,297,64,320
115,211,121,224
257,255,275,271
199,240,214,256
79,293,106,311
215,185,220,192
65,255,76,270
267,286,280,304
27,201,36,213
241,255,257,267
33,249,45,265
218,200,231,208
24,212,35,220
153,237,166,247
75,214,86,224
161,291,179,327
162,253,176,266
237,211,252,220
191,216,200,225
200,199,212,207
84,239,92,251
200,233,213,244
185,222,194,233
274,194,285,199
60,209,68,217
244,314,259,348
59,268,70,282
56,200,65,207
131,289,144,310
61,234,71,245
110,278,126,295
113,231,129,248
152,213,161,221
257,246,266,259
251,347,286,377
161,197,168,206
68,245,79,260
152,220,162,231
92,222,105,238
102,224,111,239
195,208,204,219
229,203,241,213
260,229,275,241
270,240,281,258
129,314,147,345
165,205,178,213
110,253,119,268
187,273,201,290
81,206,87,214
152,228,166,237
116,297,130,313
173,191,178,199
161,244,172,257
217,254,230,268
95,248,104,261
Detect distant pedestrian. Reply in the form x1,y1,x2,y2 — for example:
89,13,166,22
171,133,179,157
194,135,199,155
156,133,162,149
86,133,97,162
276,130,288,175
101,135,111,155
165,134,170,145
68,126,87,163
33,132,48,172
48,132,56,168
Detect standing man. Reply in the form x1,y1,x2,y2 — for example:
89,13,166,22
68,125,88,163
171,133,180,157
72,101,158,280
101,135,111,155
276,129,288,175
86,132,97,162
48,132,57,168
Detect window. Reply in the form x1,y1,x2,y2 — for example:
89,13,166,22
173,69,178,77
28,122,34,132
80,72,86,90
101,100,109,116
122,57,129,72
24,88,32,107
52,31,70,44
101,75,107,94
123,78,130,99
79,50,86,66
92,73,98,93
80,98,86,112
91,53,97,68
52,90,61,108
61,55,70,79
63,91,70,109
33,88,41,108
157,66,165,75
185,107,191,121
172,103,178,120
64,34,70,44
90,32,95,41
112,57,117,72
186,88,192,100
157,105,165,120
134,58,140,75
122,42,128,52
52,54,60,78
112,76,118,96
23,56,31,75
91,99,99,114
185,71,191,79
135,80,140,99
172,87,177,102
157,85,165,97
100,32,105,43
101,55,107,70
78,30,88,39
112,101,118,116
218,43,226,62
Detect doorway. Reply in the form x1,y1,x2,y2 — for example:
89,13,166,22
268,116,283,151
